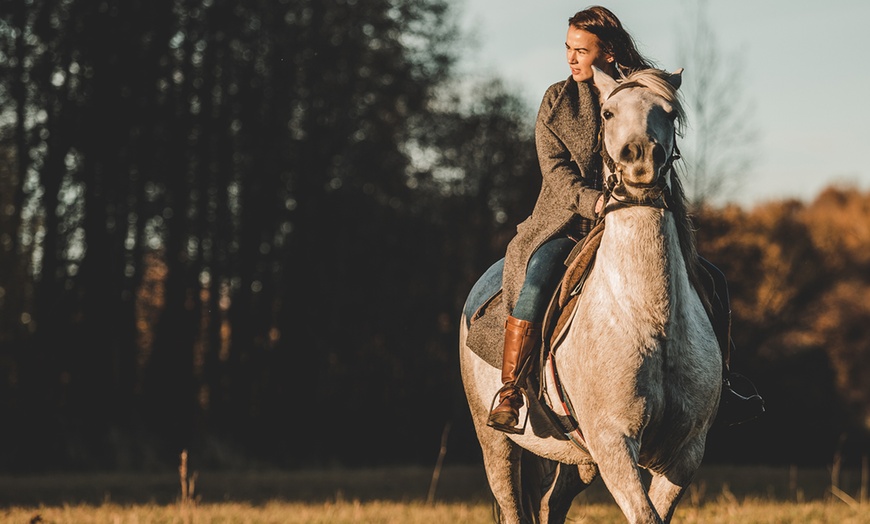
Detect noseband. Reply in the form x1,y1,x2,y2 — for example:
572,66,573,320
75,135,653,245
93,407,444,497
596,81,681,212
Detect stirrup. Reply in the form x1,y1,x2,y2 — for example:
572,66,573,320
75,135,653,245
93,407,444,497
487,386,529,435
718,373,765,426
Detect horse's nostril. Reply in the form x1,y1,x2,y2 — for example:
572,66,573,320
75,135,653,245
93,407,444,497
652,143,665,165
620,143,642,163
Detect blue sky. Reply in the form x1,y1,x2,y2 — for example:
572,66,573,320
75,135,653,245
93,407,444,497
454,0,870,206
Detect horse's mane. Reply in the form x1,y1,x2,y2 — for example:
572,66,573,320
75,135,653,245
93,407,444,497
619,68,708,310
667,167,709,312
621,69,687,136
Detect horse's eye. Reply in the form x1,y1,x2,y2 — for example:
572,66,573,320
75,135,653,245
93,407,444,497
602,110,613,120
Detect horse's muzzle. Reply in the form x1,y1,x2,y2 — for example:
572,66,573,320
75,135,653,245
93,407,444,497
619,140,666,189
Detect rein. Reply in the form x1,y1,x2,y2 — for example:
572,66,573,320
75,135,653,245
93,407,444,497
595,82,681,214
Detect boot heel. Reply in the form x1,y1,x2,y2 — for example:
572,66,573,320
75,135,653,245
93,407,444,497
487,386,528,434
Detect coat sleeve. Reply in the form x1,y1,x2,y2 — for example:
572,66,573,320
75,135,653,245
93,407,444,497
534,86,602,220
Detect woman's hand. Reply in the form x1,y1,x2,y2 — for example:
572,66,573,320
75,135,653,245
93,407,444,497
595,194,605,214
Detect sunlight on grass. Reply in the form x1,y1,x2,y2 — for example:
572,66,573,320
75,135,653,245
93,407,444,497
2,465,869,523
3,499,869,524
2,501,493,524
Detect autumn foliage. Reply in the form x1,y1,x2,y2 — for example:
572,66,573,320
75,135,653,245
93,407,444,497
696,187,870,464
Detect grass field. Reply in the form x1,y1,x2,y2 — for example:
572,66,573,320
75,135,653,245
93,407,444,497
1,465,867,523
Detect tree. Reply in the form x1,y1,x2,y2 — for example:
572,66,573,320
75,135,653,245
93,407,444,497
676,0,758,206
0,0,542,469
696,187,870,465
801,188,870,437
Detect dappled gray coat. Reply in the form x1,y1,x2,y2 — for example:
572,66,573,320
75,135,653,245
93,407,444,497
501,77,604,313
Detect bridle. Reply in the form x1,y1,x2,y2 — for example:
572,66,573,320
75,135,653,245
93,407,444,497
595,81,681,213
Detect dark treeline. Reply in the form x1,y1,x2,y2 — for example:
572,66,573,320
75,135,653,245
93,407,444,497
0,0,868,473
0,0,537,471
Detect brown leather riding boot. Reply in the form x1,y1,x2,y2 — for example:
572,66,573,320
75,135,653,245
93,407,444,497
488,316,541,432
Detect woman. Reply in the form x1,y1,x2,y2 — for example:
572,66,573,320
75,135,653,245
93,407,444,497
488,6,763,432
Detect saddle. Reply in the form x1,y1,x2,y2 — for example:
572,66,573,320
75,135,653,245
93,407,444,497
465,223,604,445
465,222,604,370
546,222,604,351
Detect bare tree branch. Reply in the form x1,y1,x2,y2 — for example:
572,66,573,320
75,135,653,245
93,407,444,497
676,0,758,207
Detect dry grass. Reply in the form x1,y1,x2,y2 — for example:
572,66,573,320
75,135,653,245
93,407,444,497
0,465,868,523
572,500,869,523
2,499,868,524
1,501,492,524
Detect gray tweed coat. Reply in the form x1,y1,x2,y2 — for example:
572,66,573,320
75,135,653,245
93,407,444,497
501,77,604,313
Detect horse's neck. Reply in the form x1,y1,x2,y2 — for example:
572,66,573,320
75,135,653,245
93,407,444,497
595,208,686,324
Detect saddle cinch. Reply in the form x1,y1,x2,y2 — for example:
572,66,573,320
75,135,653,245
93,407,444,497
465,222,605,444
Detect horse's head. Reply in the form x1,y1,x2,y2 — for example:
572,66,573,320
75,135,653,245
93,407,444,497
593,67,685,206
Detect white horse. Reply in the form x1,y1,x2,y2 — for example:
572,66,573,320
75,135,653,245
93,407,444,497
460,67,721,524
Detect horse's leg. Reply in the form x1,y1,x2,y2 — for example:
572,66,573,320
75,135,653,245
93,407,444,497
594,435,662,524
481,439,599,524
461,334,527,523
647,440,705,523
477,431,527,524
537,461,598,523
647,474,687,524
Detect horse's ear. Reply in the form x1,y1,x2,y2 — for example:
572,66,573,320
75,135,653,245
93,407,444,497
668,68,684,90
593,66,618,101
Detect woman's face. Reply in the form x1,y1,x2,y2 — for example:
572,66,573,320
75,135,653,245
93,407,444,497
565,27,614,82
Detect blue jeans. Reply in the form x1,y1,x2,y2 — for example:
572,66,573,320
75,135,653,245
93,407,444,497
512,237,576,323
